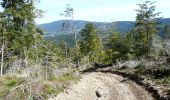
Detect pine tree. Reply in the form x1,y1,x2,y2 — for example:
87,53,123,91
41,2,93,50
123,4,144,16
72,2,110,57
80,23,102,63
0,0,40,75
106,32,121,62
59,40,68,59
133,1,160,58
163,25,170,39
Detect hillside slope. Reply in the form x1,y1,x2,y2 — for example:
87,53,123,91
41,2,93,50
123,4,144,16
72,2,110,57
39,20,134,36
39,18,170,46
39,18,170,36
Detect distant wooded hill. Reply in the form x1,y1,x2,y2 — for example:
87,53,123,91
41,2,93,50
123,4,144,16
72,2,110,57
39,18,170,46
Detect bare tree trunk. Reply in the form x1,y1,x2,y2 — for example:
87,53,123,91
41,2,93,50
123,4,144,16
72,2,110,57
1,25,6,76
64,42,68,59
61,5,80,66
45,50,49,78
1,43,4,76
24,48,28,74
35,43,39,64
72,13,80,67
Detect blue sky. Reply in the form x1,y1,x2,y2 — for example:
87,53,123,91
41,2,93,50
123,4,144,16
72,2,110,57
36,0,170,24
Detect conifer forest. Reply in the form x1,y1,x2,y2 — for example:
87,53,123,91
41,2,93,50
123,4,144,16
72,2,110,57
0,0,170,100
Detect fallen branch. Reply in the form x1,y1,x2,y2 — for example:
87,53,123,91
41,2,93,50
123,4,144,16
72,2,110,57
10,78,42,92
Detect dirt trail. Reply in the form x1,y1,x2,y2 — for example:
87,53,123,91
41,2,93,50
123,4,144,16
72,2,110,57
49,72,154,100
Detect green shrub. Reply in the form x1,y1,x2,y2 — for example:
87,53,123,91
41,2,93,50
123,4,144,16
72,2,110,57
5,79,17,87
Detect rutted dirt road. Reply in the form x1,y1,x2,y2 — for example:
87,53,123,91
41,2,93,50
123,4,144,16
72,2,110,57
50,72,154,100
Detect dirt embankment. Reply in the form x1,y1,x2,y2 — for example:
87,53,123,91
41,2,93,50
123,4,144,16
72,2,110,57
49,72,154,100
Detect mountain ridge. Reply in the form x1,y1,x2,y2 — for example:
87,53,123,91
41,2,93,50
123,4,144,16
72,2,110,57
39,18,170,46
39,18,170,36
39,20,133,36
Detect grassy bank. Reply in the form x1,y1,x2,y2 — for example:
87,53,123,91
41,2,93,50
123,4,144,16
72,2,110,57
0,71,80,100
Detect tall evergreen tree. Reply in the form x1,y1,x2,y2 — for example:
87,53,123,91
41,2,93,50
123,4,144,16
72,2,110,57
163,25,170,39
106,32,131,62
133,1,160,58
0,0,39,75
80,23,102,63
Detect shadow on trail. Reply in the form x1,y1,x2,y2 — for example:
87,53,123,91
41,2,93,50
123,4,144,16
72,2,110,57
81,64,169,100
81,63,112,73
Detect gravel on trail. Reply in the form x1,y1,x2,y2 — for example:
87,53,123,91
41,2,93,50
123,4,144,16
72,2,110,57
49,72,154,100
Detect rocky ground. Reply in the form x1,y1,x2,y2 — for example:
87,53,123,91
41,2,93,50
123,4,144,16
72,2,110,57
49,72,154,100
